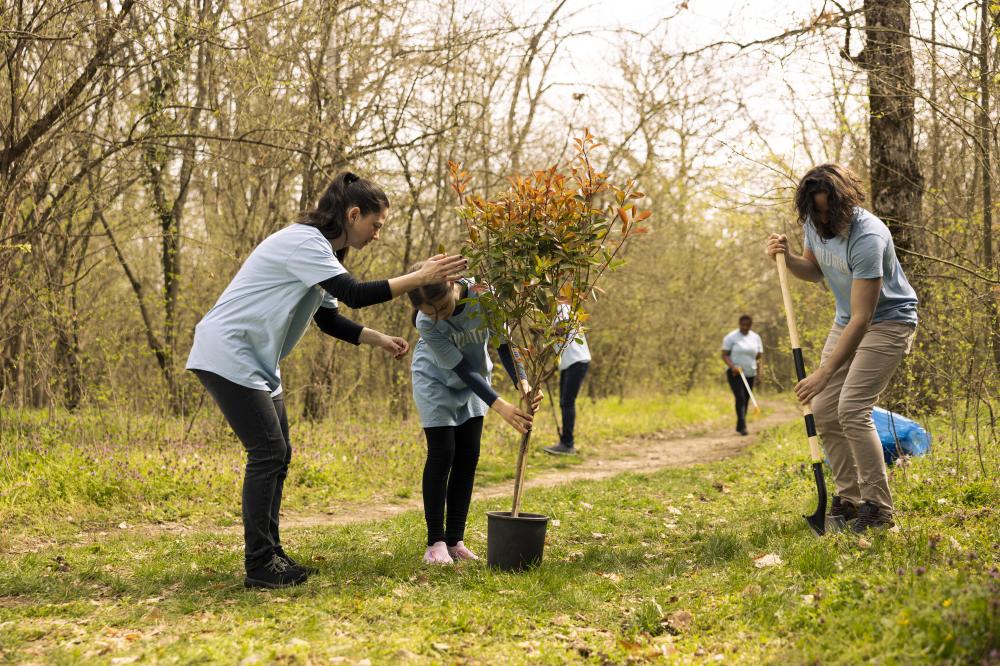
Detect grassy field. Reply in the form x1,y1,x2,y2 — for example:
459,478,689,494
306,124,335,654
1,392,998,664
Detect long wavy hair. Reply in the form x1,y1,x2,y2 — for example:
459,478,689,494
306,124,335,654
794,164,865,240
298,171,389,262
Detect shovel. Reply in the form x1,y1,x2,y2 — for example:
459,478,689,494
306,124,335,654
775,253,838,536
737,368,761,416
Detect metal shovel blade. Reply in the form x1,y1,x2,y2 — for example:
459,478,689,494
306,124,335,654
803,462,828,536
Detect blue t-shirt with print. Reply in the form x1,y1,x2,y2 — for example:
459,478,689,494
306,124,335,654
804,207,918,327
411,279,495,428
186,224,347,395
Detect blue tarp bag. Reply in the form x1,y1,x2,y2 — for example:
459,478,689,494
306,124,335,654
873,407,931,464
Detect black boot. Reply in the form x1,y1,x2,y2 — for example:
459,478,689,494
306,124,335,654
275,546,318,574
829,496,858,522
245,553,308,589
851,501,894,534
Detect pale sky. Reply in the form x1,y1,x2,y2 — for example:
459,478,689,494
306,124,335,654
509,0,860,183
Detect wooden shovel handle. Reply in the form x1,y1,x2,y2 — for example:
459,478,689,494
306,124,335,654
775,253,801,350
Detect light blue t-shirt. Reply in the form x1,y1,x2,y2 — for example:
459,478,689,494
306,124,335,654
186,224,347,395
721,329,763,377
411,279,494,428
804,207,918,327
556,302,591,371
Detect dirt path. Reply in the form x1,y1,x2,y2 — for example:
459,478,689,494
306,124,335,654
10,400,799,552
279,399,800,530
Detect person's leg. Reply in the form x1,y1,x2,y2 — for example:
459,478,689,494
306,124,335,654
445,416,484,559
422,426,456,563
837,322,914,521
193,371,303,586
269,394,308,568
810,325,860,509
559,362,589,447
726,370,747,432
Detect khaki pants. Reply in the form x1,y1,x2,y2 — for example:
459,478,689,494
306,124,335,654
811,321,916,513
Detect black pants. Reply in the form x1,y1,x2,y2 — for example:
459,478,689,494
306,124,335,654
559,361,589,447
194,370,291,570
422,416,483,547
726,370,755,432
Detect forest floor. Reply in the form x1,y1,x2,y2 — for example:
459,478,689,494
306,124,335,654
2,393,998,664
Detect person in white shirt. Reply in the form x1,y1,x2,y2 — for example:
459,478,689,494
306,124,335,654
721,314,764,436
544,299,592,455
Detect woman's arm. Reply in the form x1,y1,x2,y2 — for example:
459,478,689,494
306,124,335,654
318,254,467,307
794,277,881,404
721,351,739,375
314,307,408,357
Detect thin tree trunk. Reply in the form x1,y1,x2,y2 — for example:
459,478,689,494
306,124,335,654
860,0,924,267
979,0,1000,374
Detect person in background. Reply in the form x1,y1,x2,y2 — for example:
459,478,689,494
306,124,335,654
544,297,591,455
721,314,764,436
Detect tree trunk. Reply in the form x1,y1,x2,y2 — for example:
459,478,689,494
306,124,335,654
978,0,1000,375
860,0,923,268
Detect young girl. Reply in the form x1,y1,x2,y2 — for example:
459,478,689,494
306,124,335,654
766,163,918,534
186,172,466,588
408,273,540,564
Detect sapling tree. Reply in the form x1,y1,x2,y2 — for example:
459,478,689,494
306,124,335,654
449,130,650,515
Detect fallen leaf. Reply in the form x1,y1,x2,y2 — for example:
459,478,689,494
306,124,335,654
858,537,872,549
667,506,682,516
599,572,622,582
753,553,783,568
591,532,605,539
432,642,449,651
666,610,693,633
801,594,815,605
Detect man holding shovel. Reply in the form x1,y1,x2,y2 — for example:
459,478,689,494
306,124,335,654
721,314,764,436
766,163,918,534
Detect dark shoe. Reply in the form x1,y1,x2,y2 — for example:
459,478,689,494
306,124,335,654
738,429,749,436
851,501,894,534
275,546,318,574
828,496,858,522
244,554,308,589
543,443,576,455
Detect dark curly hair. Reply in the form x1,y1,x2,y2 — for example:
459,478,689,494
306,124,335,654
794,164,865,240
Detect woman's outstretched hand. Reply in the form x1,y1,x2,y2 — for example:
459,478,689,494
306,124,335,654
361,329,409,359
418,254,467,284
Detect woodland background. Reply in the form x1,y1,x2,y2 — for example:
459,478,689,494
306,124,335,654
0,0,995,445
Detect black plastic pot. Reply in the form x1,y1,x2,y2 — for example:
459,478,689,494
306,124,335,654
486,511,549,571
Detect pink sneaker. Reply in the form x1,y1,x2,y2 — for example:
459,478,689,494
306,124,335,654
447,541,479,561
423,541,453,565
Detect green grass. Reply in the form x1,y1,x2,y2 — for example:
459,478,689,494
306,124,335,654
1,396,998,664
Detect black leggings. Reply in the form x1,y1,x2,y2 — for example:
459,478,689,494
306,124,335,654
193,370,291,570
559,361,590,446
725,370,755,432
422,416,484,547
